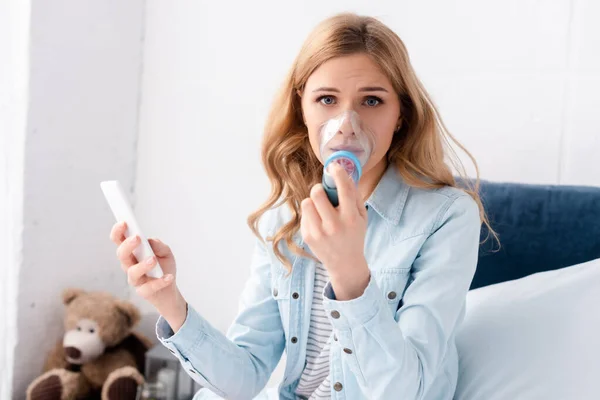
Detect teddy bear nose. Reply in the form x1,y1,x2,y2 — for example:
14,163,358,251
65,346,81,359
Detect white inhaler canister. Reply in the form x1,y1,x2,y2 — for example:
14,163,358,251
319,110,375,207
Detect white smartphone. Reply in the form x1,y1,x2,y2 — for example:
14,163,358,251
100,180,163,278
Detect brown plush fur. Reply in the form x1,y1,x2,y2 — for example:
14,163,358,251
27,289,153,400
62,290,143,347
102,367,144,400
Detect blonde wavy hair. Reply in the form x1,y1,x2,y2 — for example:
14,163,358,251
248,12,499,270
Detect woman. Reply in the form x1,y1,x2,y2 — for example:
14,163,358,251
111,12,496,400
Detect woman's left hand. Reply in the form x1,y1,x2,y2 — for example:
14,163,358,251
301,163,371,300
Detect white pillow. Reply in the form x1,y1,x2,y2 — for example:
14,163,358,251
455,258,600,400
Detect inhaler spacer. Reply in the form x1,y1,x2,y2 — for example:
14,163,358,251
318,110,376,207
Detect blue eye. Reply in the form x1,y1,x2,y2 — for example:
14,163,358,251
317,96,336,105
365,97,382,107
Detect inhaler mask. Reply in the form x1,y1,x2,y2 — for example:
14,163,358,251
318,110,376,206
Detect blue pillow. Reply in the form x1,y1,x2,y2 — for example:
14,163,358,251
468,180,600,290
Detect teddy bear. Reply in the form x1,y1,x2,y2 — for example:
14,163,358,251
26,288,154,400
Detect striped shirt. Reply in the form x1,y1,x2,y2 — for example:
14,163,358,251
294,263,332,399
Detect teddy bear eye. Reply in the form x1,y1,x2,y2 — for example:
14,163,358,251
76,326,82,331
89,328,95,333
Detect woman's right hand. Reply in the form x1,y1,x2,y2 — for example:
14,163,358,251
110,221,188,332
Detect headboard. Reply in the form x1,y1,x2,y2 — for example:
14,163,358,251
471,180,600,290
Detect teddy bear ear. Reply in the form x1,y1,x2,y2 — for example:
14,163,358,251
115,300,141,329
62,288,86,305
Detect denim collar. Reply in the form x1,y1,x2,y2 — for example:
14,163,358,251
366,165,409,226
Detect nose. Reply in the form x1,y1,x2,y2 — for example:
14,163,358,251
337,116,355,138
65,346,81,359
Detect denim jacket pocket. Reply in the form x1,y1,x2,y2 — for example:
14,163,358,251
374,268,411,318
270,265,292,335
270,267,291,300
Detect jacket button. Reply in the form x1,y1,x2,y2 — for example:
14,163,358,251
330,310,340,319
343,348,352,354
292,292,299,299
334,382,343,391
273,288,278,297
333,334,338,341
388,291,397,300
291,336,298,344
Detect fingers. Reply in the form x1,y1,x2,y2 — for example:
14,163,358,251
110,221,127,245
331,163,360,216
116,234,140,269
359,200,368,218
111,221,175,299
302,162,366,241
127,253,175,300
135,274,175,298
301,198,323,240
148,238,172,258
127,256,157,287
357,190,368,219
310,184,336,227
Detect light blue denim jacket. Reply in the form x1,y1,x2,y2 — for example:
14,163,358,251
156,166,481,399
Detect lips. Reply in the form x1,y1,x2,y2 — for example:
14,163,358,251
330,146,364,153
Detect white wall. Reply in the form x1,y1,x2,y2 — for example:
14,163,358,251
398,0,600,186
0,1,31,397
5,1,146,397
135,0,600,388
561,0,600,185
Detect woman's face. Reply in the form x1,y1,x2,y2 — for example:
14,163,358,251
300,53,401,175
